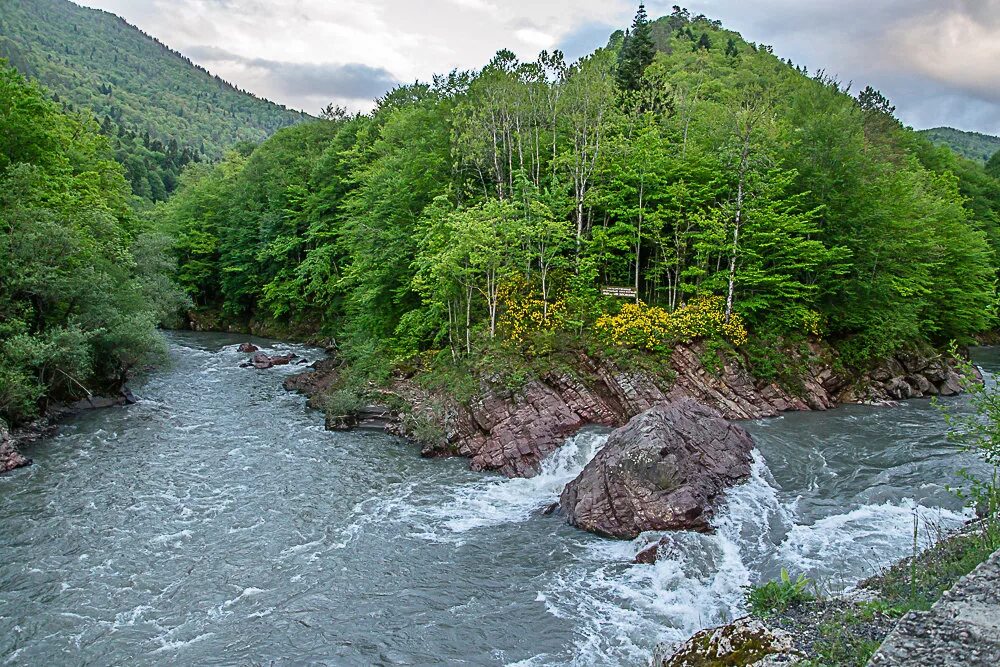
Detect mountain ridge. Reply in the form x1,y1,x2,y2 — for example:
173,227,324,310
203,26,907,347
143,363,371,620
919,126,1000,164
0,0,312,158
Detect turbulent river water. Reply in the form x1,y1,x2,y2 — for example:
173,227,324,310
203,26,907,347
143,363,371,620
1,332,995,666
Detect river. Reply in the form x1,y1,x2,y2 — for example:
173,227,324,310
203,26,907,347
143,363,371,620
1,332,994,665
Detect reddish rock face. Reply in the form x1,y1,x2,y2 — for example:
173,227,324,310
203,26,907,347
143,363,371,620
289,340,969,480
634,542,660,565
0,427,31,475
559,399,754,538
283,358,341,410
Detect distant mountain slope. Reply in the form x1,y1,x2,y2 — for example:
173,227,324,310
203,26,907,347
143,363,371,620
920,127,1000,164
0,0,310,157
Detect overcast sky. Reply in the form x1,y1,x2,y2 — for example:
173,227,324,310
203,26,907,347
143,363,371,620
76,0,1000,134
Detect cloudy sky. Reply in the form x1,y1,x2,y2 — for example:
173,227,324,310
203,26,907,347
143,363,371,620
76,0,1000,134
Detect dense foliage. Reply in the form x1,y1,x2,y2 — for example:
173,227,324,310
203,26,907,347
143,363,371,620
154,7,1000,374
0,63,184,425
920,127,1000,165
0,0,309,200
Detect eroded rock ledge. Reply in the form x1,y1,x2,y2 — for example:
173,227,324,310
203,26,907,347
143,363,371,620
286,340,967,478
559,399,754,537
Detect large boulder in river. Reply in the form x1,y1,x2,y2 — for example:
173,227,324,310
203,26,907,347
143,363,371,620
559,399,754,538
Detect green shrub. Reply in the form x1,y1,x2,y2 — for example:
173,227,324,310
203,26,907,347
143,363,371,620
746,568,814,616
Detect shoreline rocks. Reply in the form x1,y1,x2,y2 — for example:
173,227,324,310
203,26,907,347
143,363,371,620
559,400,754,538
1,423,31,475
654,617,804,667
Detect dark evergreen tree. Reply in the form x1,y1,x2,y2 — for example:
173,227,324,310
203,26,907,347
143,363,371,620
615,4,656,91
857,86,896,117
725,37,739,57
694,32,712,51
987,150,1000,179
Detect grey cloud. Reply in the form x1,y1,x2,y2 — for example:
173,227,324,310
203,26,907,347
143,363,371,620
185,45,400,100
555,22,618,62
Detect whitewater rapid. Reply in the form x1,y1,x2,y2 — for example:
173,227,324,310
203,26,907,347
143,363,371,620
405,430,970,665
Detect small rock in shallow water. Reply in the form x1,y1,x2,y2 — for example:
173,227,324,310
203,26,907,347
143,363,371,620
634,542,659,565
238,342,259,353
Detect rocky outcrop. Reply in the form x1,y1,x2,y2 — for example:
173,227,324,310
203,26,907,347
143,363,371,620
287,340,969,479
654,617,804,667
559,400,754,538
283,358,342,409
66,386,137,412
868,546,1000,667
248,352,297,369
1,423,31,475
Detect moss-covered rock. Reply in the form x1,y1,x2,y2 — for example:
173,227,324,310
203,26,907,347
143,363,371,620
655,617,803,666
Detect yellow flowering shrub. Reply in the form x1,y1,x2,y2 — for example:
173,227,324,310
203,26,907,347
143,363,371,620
594,296,748,351
498,278,565,345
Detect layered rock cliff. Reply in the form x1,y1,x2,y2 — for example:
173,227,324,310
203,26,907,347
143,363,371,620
285,339,968,479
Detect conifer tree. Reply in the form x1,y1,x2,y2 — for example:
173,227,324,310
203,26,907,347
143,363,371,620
986,150,1000,180
615,4,656,91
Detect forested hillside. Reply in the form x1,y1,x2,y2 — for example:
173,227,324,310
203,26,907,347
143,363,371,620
921,127,1000,165
153,5,1000,387
0,0,310,200
0,63,184,427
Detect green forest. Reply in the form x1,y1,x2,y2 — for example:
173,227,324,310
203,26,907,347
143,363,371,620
4,5,1000,427
0,0,309,201
921,127,1000,165
0,64,186,425
153,8,1000,374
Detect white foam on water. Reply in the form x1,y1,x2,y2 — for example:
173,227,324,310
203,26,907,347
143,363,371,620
333,480,422,548
776,499,971,586
541,452,786,666
425,430,610,534
150,631,215,654
112,605,153,630
541,446,976,666
148,529,193,546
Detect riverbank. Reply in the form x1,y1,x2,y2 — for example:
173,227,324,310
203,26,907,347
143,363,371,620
0,388,138,475
283,337,968,478
656,517,1000,666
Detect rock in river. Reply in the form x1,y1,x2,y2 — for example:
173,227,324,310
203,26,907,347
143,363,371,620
250,352,297,369
559,398,754,538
